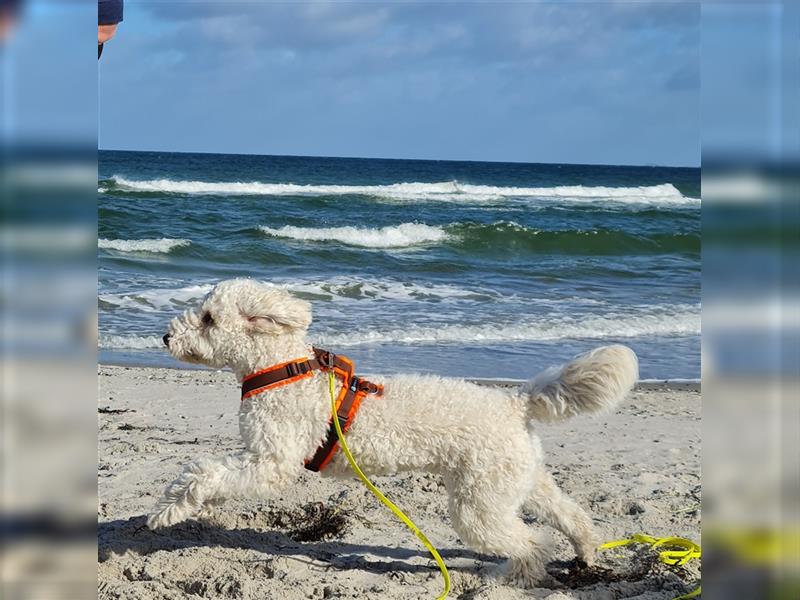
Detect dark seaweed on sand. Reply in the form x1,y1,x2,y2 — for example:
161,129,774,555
263,503,349,543
549,549,698,592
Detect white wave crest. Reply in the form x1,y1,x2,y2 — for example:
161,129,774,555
258,223,448,248
289,276,502,302
99,300,698,349
98,277,499,313
313,305,701,346
99,238,190,253
109,176,698,206
99,283,214,312
99,334,164,350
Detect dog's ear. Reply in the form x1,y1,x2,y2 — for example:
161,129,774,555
238,288,312,335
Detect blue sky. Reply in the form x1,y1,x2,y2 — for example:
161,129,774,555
99,1,700,166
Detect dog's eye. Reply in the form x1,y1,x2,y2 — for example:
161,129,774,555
202,312,214,326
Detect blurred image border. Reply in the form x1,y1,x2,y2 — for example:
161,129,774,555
1,1,798,599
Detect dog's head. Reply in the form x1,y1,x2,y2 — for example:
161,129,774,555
163,278,312,372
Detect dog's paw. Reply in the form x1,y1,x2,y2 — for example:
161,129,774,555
146,510,172,530
577,548,596,568
147,502,190,530
575,533,599,567
196,504,221,522
493,557,555,589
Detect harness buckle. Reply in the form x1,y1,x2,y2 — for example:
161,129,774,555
286,361,309,377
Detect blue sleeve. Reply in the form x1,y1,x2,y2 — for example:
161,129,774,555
98,0,123,25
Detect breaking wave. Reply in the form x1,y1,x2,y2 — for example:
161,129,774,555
255,221,698,254
98,277,506,313
102,176,699,206
314,305,701,346
99,283,214,312
99,238,190,253
258,223,447,249
99,334,165,350
100,304,700,350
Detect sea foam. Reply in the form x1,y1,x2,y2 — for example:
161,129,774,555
258,223,447,248
314,304,701,346
99,334,165,350
99,283,214,312
98,277,499,313
100,303,699,349
99,238,190,253
107,176,699,206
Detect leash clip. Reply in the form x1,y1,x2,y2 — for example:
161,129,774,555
321,350,336,370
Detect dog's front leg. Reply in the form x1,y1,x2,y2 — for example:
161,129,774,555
147,451,296,529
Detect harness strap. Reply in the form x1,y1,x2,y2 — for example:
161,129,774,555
304,379,365,472
240,348,357,399
241,358,317,399
239,347,383,472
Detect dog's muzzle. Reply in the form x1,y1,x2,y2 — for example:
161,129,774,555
163,333,172,347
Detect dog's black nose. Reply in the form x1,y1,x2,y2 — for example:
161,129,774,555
163,333,172,347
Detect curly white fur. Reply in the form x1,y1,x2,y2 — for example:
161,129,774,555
522,345,639,423
148,278,638,587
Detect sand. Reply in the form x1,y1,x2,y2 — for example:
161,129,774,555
97,366,700,600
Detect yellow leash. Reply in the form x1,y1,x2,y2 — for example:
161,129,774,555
599,534,701,599
327,372,451,600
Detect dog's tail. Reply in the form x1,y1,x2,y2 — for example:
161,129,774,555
519,345,638,423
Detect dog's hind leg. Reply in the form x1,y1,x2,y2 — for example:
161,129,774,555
523,469,598,565
443,470,551,588
147,452,296,529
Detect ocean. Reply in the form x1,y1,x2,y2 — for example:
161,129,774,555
98,150,700,380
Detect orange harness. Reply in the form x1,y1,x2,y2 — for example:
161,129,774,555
240,348,383,473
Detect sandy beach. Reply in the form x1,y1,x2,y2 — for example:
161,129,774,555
98,366,700,600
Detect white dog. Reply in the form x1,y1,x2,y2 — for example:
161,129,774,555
148,278,638,587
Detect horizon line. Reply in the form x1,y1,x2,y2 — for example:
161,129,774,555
98,147,701,170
